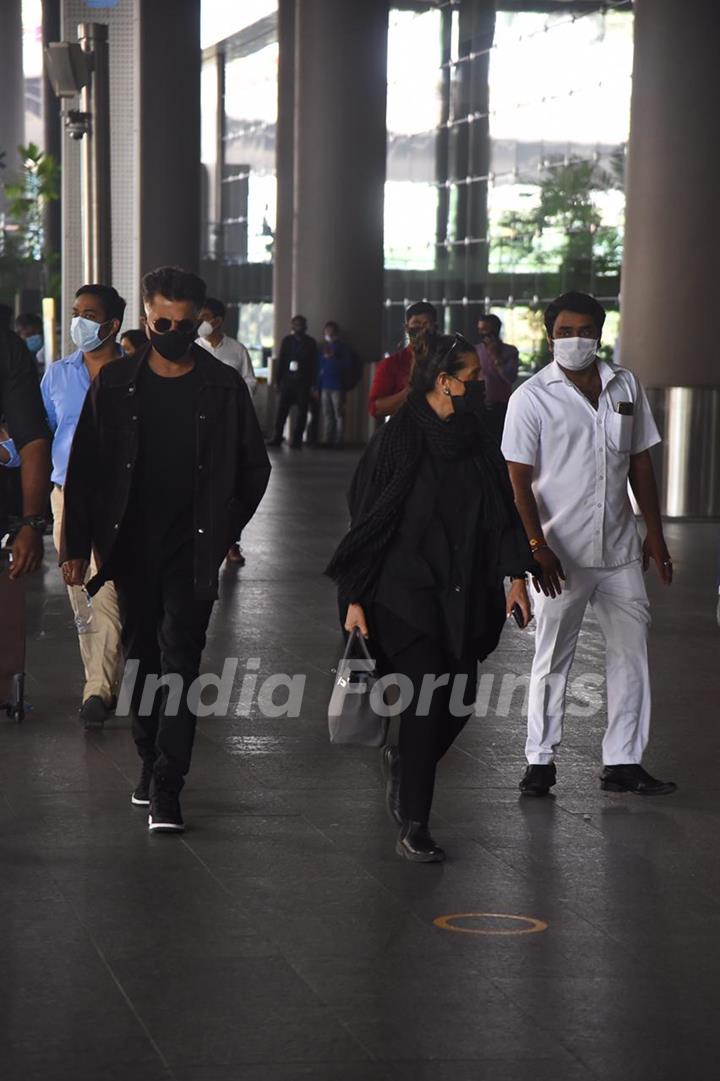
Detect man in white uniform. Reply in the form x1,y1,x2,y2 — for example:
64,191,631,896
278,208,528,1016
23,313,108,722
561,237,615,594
197,297,257,565
502,291,676,798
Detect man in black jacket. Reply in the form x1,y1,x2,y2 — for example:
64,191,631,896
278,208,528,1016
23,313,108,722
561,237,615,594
267,314,317,448
0,329,51,573
61,266,271,833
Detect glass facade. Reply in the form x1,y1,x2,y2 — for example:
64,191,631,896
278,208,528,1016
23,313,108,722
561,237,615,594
201,1,632,369
384,2,632,366
200,9,278,369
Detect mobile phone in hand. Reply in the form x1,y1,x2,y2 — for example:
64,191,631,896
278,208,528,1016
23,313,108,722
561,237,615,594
511,602,526,629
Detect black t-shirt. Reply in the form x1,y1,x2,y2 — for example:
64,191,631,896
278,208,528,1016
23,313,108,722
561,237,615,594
121,363,201,556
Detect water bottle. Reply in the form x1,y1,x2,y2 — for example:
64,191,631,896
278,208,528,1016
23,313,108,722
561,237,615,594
74,587,94,635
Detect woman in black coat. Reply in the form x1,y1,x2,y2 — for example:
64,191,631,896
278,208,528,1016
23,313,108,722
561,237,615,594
327,335,535,863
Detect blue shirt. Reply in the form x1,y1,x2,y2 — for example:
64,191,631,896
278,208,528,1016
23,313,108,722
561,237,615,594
317,341,351,391
42,348,123,485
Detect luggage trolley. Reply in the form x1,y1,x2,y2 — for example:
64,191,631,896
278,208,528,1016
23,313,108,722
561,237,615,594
0,546,26,723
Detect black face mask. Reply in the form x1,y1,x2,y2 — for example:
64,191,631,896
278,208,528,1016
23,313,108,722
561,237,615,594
149,327,195,362
451,380,486,414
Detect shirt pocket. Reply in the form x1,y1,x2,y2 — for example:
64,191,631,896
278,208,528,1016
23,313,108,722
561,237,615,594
607,411,634,453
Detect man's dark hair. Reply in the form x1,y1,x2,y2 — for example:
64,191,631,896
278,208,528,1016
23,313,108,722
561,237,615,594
120,328,147,350
141,266,206,309
405,301,437,324
202,297,225,320
544,291,606,338
75,284,127,324
478,313,502,336
291,314,307,325
15,312,43,334
324,320,339,333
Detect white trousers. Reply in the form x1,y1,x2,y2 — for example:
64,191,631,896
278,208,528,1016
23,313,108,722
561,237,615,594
526,560,651,766
51,486,123,704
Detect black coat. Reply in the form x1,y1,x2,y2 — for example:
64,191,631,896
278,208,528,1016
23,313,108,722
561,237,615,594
61,343,271,601
276,333,318,388
0,330,50,530
343,424,535,662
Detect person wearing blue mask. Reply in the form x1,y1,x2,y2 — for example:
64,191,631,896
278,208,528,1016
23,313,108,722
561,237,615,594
45,284,126,729
15,313,46,374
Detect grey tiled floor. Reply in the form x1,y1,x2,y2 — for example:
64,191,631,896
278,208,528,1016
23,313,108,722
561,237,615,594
1,445,718,1081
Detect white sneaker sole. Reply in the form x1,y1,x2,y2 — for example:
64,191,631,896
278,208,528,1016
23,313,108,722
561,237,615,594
148,816,184,833
131,794,150,806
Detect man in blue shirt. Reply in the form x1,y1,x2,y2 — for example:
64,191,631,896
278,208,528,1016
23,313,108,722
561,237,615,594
44,284,126,728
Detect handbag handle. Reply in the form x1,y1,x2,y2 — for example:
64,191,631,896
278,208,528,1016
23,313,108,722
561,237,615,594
342,624,374,664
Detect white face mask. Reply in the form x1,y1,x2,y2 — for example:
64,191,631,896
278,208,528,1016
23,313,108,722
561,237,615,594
70,315,113,353
197,320,214,339
553,336,598,371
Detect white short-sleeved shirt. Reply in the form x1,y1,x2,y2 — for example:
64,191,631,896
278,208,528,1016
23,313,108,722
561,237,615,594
196,334,257,395
501,359,660,569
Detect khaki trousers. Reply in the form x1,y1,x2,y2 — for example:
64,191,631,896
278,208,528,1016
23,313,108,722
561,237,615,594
51,485,122,704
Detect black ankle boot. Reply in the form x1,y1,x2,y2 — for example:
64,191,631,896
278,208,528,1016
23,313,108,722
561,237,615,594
396,821,445,863
381,745,402,825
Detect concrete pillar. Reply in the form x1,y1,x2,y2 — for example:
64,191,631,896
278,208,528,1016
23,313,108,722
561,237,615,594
0,0,25,217
621,0,720,515
42,0,62,269
272,0,296,369
291,0,389,442
139,0,201,277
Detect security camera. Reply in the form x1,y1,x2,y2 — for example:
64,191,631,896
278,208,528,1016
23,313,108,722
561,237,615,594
44,42,91,98
65,110,91,140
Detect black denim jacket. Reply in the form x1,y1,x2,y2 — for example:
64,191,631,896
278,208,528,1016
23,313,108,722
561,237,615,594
61,343,271,600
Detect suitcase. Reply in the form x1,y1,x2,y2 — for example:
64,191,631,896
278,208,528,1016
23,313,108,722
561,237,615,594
0,547,26,723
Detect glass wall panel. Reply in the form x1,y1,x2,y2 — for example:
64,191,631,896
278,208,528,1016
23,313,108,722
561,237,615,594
384,2,633,369
200,6,277,351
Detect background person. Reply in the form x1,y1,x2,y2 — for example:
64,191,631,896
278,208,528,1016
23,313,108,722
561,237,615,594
61,266,271,834
368,301,437,420
0,327,50,576
120,328,148,357
267,314,317,448
476,312,519,439
196,297,257,395
46,284,126,728
328,334,534,863
15,313,46,374
502,290,676,799
318,321,351,448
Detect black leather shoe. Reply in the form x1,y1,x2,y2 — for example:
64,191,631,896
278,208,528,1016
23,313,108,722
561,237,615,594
396,821,445,863
519,763,557,797
600,764,677,796
381,744,402,825
79,695,111,730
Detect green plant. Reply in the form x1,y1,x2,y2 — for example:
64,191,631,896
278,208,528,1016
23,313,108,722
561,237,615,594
493,156,625,291
0,142,60,298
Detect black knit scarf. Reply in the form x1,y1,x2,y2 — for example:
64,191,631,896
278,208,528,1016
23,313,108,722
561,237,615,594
325,392,515,602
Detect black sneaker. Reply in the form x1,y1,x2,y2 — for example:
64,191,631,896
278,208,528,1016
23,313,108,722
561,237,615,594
519,763,557,797
131,762,154,807
79,695,111,730
600,764,677,796
148,788,184,833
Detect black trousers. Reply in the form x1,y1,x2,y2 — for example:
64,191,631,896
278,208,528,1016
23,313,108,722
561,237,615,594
385,635,478,822
115,543,214,790
273,380,311,447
